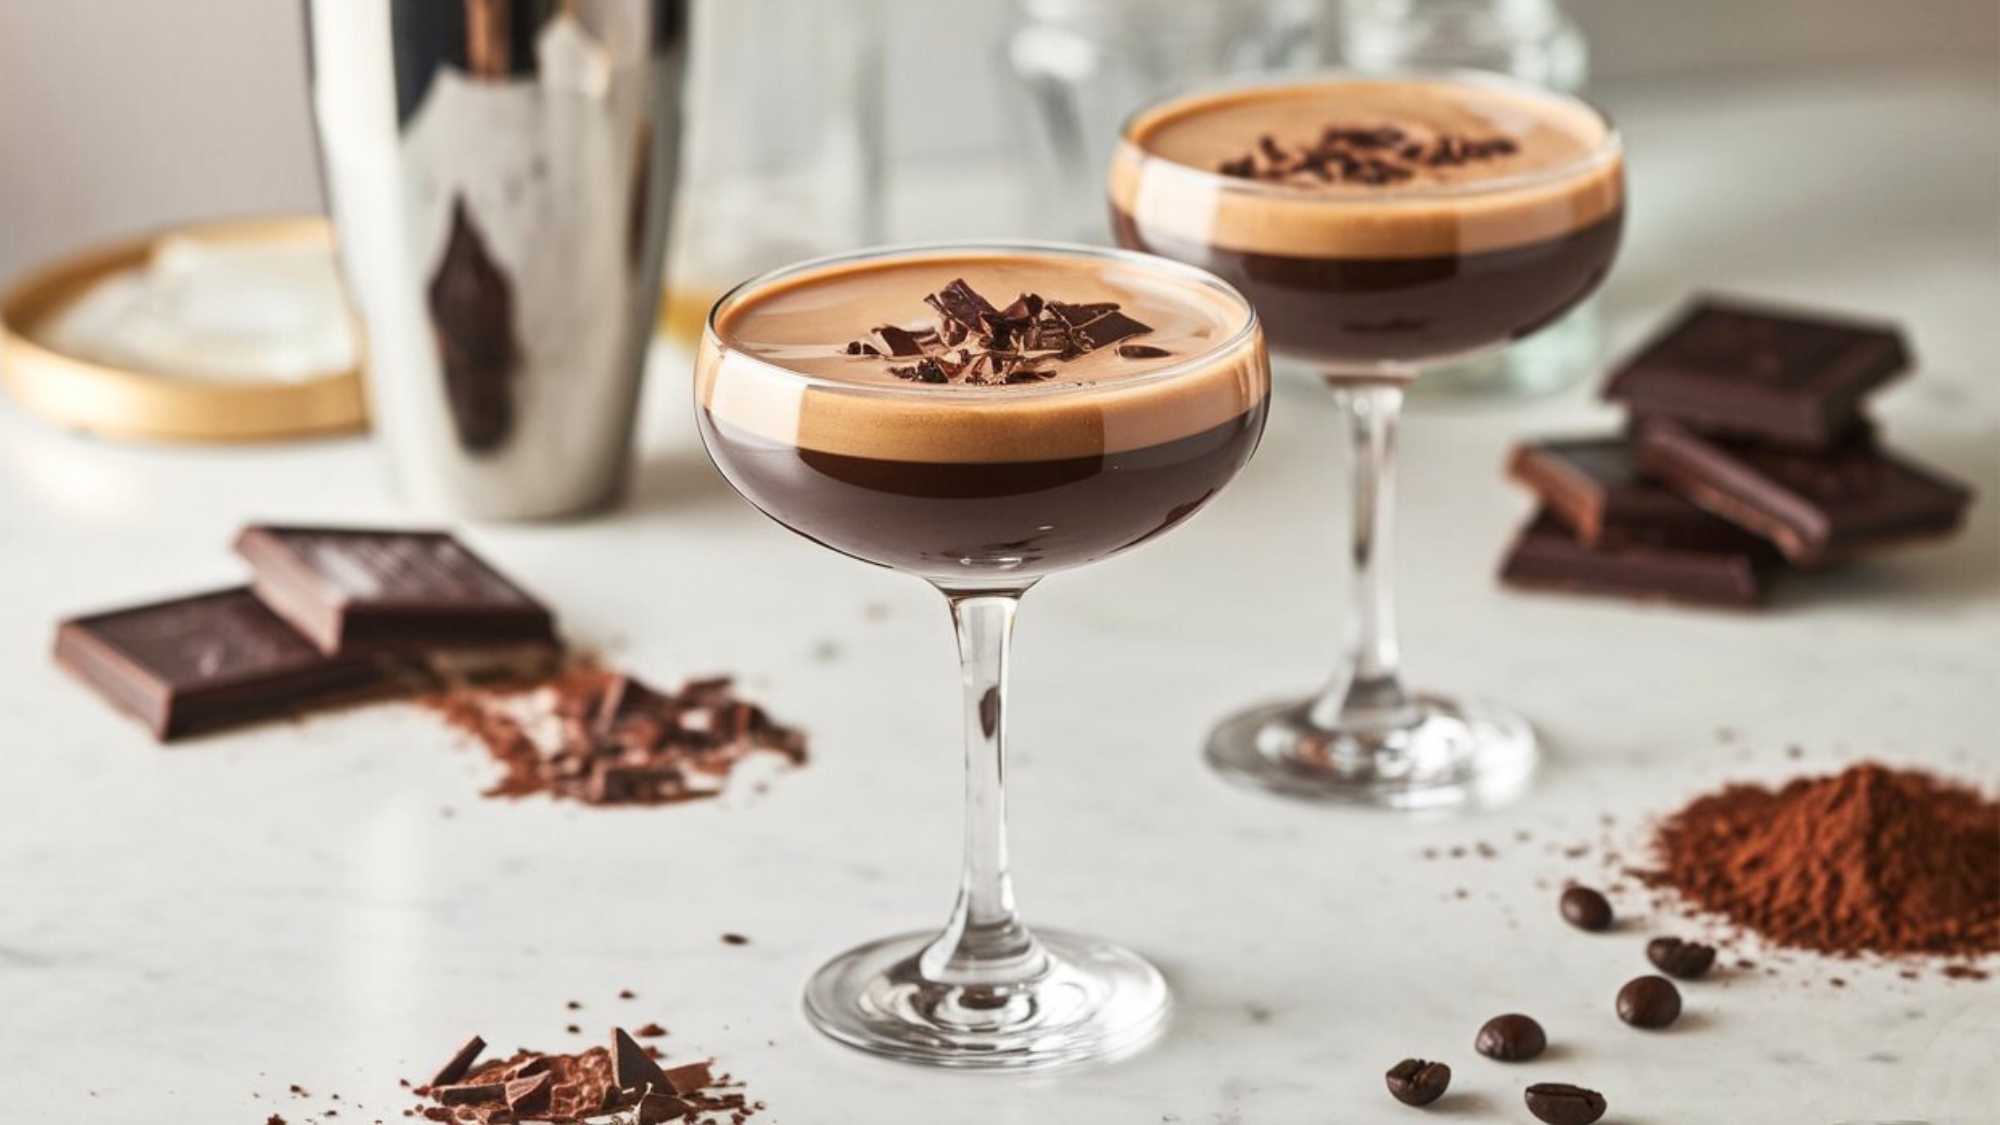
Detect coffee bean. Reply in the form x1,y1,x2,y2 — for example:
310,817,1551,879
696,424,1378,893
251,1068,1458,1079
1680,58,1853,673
1384,1058,1450,1107
1559,885,1613,932
1647,936,1716,980
1524,1082,1607,1125
1474,1013,1546,1061
1617,974,1682,1028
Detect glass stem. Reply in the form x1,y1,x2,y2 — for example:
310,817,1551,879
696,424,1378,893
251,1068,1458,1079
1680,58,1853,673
1311,378,1419,736
920,586,1048,992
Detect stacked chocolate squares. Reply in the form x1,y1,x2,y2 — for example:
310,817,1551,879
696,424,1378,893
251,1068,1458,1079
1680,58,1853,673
54,527,557,740
1502,297,1975,607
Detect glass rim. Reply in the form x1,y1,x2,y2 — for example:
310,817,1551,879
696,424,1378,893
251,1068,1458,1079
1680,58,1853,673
700,239,1264,401
1115,68,1624,204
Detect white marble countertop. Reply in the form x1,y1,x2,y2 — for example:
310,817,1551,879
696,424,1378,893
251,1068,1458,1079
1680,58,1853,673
2,71,1995,1123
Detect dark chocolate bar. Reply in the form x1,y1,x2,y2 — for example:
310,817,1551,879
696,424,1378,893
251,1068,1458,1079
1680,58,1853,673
1634,420,1973,567
1500,513,1772,609
1604,297,1908,449
234,526,557,655
54,588,384,740
1507,437,1731,546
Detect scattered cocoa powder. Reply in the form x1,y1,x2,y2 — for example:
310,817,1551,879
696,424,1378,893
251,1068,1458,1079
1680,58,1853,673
1640,763,2000,961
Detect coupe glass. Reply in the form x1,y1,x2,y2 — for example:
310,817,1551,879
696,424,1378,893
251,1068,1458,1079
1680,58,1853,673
695,242,1270,1067
1110,72,1624,807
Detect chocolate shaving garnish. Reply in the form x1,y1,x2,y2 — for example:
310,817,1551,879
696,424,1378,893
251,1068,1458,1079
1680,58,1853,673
1218,122,1518,184
873,324,925,357
1068,308,1152,352
996,293,1044,322
890,357,949,384
1118,344,1171,359
927,278,1000,335
847,278,1157,386
1045,301,1118,328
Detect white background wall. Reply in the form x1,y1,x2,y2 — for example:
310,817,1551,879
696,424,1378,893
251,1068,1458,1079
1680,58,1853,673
1,0,1995,279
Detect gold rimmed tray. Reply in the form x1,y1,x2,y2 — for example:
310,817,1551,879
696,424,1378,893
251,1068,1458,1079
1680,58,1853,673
0,216,366,443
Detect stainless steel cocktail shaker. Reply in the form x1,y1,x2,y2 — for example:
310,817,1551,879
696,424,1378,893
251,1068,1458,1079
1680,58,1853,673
305,0,687,519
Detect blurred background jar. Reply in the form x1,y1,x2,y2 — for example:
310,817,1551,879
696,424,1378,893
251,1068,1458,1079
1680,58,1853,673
658,0,887,347
1003,0,1322,244
1338,0,1601,400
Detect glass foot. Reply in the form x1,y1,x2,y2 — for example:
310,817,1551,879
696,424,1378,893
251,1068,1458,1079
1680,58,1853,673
1205,692,1537,810
803,928,1169,1070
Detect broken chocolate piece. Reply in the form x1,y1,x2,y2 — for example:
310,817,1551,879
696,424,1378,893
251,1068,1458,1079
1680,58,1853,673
926,278,1000,337
1500,512,1772,609
1605,297,1909,449
1044,300,1117,329
1507,437,1736,547
613,1028,673,1093
53,588,385,741
995,292,1044,325
660,1061,713,1098
1634,419,1972,566
592,673,673,736
635,1090,691,1123
1117,343,1171,359
433,1083,506,1105
1068,308,1152,351
234,526,558,655
873,324,925,357
430,1035,489,1088
505,1055,551,1080
504,1072,553,1116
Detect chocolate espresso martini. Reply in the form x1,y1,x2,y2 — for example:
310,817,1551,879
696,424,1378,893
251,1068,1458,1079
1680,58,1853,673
696,244,1269,1069
1112,75,1622,365
1112,74,1625,808
698,247,1267,581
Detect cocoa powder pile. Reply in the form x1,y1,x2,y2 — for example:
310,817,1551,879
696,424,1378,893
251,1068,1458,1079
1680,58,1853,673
1641,763,2000,959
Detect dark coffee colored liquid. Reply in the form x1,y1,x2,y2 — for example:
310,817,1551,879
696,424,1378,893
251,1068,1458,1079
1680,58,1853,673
1111,209,1622,365
698,405,1267,580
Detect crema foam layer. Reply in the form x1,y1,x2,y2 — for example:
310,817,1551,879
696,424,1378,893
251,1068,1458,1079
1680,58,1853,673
698,250,1267,464
1110,77,1623,259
